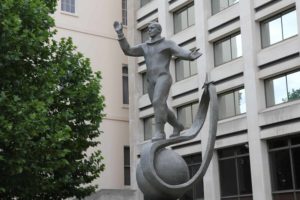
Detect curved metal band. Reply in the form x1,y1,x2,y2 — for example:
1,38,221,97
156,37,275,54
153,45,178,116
140,83,218,197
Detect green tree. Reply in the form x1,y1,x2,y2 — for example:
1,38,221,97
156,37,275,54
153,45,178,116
288,88,300,101
0,0,105,199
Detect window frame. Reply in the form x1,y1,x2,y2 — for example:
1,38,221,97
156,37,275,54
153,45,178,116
268,136,300,199
143,116,155,141
173,3,195,34
211,0,239,15
175,47,198,82
181,153,204,200
264,69,300,108
214,32,242,67
61,0,76,14
177,101,199,130
122,64,129,104
260,8,297,49
218,87,246,120
218,144,253,200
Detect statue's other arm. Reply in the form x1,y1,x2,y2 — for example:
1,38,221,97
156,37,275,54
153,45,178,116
169,41,202,61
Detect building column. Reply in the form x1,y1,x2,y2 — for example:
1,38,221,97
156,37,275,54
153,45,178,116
195,0,220,200
239,1,272,200
127,0,143,200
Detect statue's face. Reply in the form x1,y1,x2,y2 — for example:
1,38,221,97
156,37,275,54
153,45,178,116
148,24,161,38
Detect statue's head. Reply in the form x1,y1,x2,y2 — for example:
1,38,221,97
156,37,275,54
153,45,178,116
148,22,162,38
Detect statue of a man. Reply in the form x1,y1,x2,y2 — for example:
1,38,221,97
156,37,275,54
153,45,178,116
114,21,202,141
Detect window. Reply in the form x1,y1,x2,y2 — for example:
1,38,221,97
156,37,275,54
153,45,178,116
177,102,199,129
268,135,300,200
122,65,129,104
141,28,148,43
218,144,253,200
140,0,152,7
261,9,298,48
122,0,127,26
144,116,155,140
212,0,239,15
175,48,197,82
181,153,204,200
142,73,148,94
265,70,300,107
214,33,242,66
218,88,246,120
124,146,130,185
174,3,195,34
61,0,75,13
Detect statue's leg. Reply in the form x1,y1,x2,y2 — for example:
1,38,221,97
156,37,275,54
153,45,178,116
151,74,172,141
168,110,184,138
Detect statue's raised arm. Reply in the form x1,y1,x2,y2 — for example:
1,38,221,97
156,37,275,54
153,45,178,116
113,21,144,57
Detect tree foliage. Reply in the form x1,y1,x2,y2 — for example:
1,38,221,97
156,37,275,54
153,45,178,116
0,0,105,199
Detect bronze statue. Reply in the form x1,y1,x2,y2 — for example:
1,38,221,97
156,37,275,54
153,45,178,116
114,21,202,141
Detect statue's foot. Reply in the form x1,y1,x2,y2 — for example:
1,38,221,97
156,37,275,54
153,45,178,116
169,124,184,138
152,132,166,142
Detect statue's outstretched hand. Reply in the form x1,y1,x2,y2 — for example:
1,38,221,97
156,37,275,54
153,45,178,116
113,21,123,34
190,48,202,60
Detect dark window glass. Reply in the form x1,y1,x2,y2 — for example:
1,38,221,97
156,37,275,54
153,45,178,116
142,73,148,94
218,145,252,199
291,135,300,146
261,9,298,48
141,28,148,43
265,70,300,107
122,65,129,104
219,159,238,196
124,146,130,185
292,148,300,189
237,157,252,194
181,153,203,200
144,116,155,140
174,4,195,34
273,193,294,200
268,136,300,199
214,33,242,66
270,150,293,191
269,137,289,149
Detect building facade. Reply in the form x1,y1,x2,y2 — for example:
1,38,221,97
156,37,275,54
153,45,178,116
53,0,135,199
127,0,300,200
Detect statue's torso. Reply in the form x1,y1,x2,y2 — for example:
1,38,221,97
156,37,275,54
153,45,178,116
142,39,172,83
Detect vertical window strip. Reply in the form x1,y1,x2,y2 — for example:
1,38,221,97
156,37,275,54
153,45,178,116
124,146,130,185
122,0,127,25
122,65,129,104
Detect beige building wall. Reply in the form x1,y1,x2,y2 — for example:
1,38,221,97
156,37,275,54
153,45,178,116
53,0,134,198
